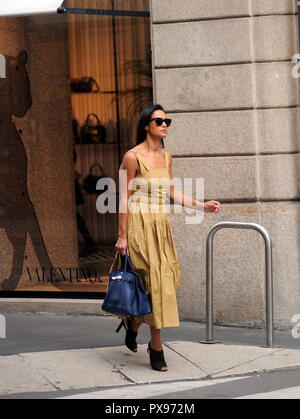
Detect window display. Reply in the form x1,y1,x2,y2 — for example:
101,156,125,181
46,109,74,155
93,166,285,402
0,0,152,296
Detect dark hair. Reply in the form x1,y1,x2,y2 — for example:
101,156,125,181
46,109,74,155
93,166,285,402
135,104,165,148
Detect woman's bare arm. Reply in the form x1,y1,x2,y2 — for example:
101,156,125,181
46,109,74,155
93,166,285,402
115,151,138,254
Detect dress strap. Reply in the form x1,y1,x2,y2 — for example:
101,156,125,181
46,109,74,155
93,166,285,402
163,149,169,170
127,150,150,174
135,153,151,171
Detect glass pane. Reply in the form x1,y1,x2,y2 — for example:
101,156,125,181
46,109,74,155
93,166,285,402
0,6,151,295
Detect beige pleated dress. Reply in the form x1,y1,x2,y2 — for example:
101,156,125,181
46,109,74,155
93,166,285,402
110,148,182,329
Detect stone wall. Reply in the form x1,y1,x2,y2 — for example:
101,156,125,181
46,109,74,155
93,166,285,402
150,0,300,328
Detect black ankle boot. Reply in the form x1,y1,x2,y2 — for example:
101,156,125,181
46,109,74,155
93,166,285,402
147,342,168,371
116,319,138,353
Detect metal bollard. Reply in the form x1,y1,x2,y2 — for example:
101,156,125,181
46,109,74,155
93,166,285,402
201,221,274,347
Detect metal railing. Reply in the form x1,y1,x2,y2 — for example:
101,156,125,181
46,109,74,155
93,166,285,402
202,221,274,347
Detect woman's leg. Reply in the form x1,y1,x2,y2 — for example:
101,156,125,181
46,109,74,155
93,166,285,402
150,326,163,350
124,317,141,332
150,326,168,371
117,317,142,353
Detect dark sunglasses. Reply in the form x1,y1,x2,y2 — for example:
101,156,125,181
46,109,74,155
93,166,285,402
150,118,172,127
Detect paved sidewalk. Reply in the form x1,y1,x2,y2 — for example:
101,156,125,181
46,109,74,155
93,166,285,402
1,339,300,398
0,312,299,398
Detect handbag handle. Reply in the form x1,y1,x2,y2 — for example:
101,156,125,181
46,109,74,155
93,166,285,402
90,78,100,93
123,253,135,273
89,163,105,176
109,252,120,274
86,113,101,125
109,252,135,274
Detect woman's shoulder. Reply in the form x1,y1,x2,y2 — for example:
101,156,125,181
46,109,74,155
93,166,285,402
124,146,149,160
121,148,140,168
124,147,139,160
125,147,139,155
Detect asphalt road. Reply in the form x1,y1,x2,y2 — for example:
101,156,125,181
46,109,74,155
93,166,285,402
146,370,300,399
0,313,299,356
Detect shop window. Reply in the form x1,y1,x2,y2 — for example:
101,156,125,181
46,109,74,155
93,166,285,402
0,0,152,296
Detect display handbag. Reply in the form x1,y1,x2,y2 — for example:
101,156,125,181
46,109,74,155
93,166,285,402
70,77,100,93
80,113,107,144
102,252,152,317
82,163,108,195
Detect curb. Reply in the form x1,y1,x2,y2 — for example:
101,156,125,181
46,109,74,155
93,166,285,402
0,298,109,316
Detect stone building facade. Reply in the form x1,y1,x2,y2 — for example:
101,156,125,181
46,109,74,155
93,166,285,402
150,0,300,329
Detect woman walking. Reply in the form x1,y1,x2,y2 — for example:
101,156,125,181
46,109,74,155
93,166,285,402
113,104,220,372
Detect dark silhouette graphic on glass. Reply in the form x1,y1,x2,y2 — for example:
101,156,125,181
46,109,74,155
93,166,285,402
0,50,61,291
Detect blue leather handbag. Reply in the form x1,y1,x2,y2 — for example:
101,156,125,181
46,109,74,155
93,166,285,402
102,252,152,316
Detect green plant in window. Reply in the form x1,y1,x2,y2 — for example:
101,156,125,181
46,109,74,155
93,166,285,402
116,45,153,116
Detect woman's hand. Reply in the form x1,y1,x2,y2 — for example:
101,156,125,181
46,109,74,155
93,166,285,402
204,200,221,214
115,236,128,255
